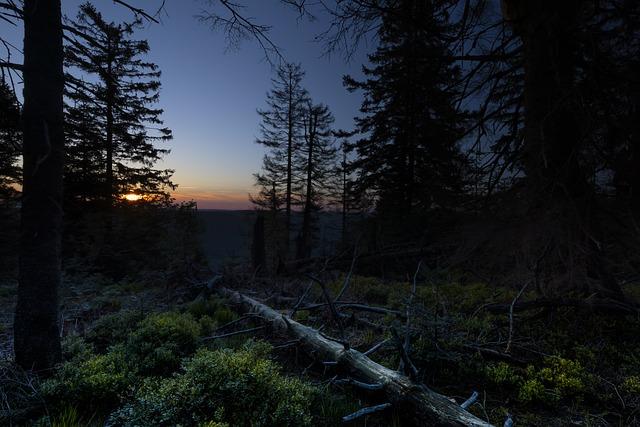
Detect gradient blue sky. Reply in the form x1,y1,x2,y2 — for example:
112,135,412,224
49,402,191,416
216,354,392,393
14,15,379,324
1,0,370,209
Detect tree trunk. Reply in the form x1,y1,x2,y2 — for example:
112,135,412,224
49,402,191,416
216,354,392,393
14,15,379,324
341,147,348,243
298,112,316,259
251,213,266,273
509,0,625,298
216,287,492,427
286,72,293,252
105,65,115,207
14,0,64,371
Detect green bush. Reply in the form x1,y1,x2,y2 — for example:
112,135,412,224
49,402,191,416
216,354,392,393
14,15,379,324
621,376,640,394
109,342,316,427
42,344,133,410
125,311,202,375
486,362,522,386
536,357,589,399
61,334,94,362
486,357,591,404
86,310,144,351
185,296,224,319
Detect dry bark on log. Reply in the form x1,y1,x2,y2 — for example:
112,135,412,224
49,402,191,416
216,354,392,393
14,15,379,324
216,287,493,427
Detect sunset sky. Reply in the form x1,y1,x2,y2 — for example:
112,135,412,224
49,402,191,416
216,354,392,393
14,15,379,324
1,0,370,209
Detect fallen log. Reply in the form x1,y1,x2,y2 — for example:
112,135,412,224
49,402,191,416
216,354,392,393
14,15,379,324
216,287,493,427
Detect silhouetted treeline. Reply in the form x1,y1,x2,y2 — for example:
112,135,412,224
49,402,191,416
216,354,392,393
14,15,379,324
0,81,21,278
0,1,200,371
251,0,640,307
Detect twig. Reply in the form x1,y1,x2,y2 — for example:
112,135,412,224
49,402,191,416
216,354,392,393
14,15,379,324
0,60,22,71
463,344,527,366
273,339,301,350
198,0,283,65
401,260,421,372
306,274,344,334
335,240,359,302
364,338,390,356
342,403,392,422
201,325,265,341
461,390,479,409
290,281,314,317
390,327,419,380
334,378,384,390
113,0,160,23
597,375,625,409
506,281,530,353
213,314,262,332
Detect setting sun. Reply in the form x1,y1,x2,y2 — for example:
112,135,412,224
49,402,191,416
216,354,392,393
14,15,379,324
123,193,142,202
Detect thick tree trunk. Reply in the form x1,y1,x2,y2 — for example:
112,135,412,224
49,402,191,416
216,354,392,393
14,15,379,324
14,0,64,371
509,0,625,298
216,287,492,427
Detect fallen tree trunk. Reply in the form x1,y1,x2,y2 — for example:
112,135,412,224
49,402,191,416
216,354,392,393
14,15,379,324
216,287,493,427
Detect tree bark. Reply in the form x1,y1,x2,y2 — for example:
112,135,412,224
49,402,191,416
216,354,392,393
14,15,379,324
14,0,64,371
298,109,316,260
216,287,493,427
507,0,625,298
105,40,115,208
286,71,293,247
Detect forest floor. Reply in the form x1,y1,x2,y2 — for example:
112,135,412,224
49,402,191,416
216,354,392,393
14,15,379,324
1,268,639,426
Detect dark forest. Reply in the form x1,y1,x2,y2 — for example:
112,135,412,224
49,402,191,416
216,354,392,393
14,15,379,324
1,1,640,426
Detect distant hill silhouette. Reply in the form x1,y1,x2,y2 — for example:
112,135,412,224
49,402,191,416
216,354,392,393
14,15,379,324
197,209,343,269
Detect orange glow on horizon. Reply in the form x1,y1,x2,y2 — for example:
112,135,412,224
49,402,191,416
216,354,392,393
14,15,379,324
171,188,252,210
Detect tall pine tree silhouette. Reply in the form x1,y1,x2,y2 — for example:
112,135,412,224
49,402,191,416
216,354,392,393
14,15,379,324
344,0,467,218
0,81,20,203
296,102,336,259
64,2,173,208
256,63,309,253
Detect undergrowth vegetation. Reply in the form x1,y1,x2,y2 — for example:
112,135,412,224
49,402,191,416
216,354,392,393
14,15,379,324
1,275,638,426
1,296,357,426
318,273,640,425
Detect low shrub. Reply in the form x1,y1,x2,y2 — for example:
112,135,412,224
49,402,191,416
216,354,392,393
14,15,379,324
86,310,144,351
125,311,202,376
61,334,94,362
109,341,317,427
41,344,133,411
486,357,591,404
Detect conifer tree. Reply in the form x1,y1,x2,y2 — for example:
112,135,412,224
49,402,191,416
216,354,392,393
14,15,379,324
64,2,174,207
0,80,20,203
326,132,359,243
0,81,21,278
295,102,336,259
344,0,467,218
249,151,288,274
256,62,309,244
250,152,287,213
